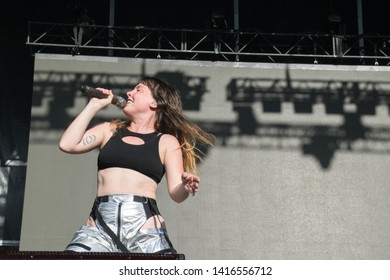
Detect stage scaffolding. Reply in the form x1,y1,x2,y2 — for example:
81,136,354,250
27,21,390,66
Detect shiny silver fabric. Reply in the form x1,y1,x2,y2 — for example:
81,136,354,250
65,194,172,253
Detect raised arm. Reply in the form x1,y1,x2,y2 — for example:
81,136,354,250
59,88,114,154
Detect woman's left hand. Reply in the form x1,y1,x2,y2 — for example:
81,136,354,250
181,172,200,196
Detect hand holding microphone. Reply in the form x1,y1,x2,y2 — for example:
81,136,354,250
80,85,127,108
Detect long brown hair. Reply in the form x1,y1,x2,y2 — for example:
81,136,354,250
113,76,215,174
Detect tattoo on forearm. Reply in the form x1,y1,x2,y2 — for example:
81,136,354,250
82,135,97,145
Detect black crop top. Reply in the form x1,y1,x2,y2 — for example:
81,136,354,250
97,128,165,184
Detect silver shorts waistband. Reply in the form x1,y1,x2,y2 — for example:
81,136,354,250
95,194,151,204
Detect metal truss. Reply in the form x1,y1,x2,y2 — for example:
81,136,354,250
27,21,390,65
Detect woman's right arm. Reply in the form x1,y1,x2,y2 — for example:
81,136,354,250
59,90,113,154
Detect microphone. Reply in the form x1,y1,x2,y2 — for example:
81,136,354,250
80,85,127,108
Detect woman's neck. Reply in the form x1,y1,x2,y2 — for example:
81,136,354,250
127,122,155,133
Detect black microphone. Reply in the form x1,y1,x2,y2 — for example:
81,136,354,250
80,85,127,108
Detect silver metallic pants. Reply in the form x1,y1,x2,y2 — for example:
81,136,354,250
65,194,175,253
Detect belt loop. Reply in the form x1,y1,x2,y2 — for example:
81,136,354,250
133,195,148,203
96,195,109,203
